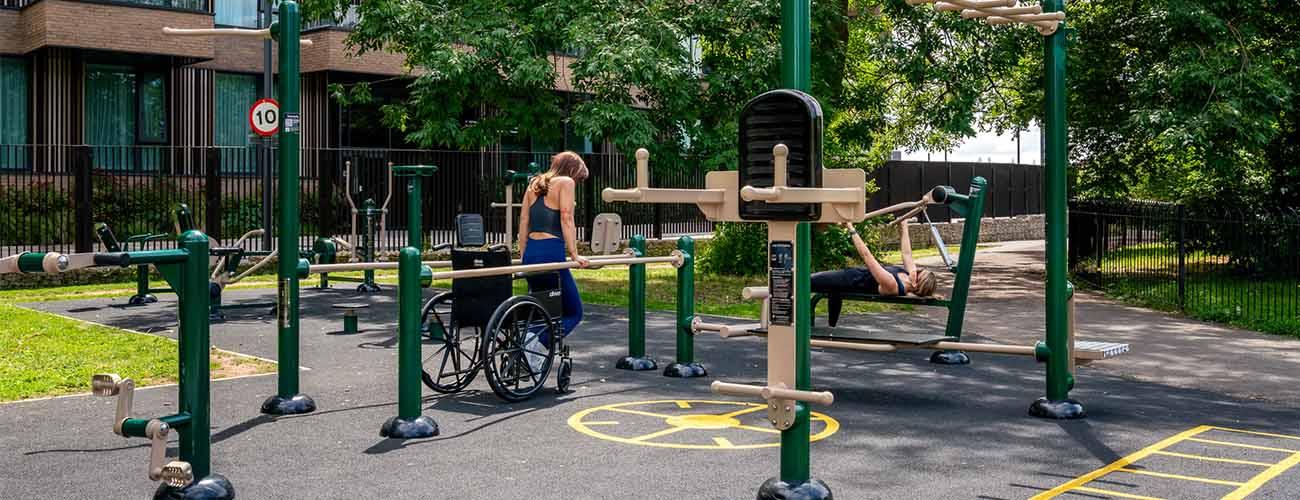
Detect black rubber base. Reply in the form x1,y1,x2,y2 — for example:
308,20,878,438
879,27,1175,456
356,283,382,293
929,350,971,365
1028,397,1086,420
756,477,833,500
260,393,316,415
380,415,439,439
153,474,235,500
615,356,658,371
663,362,707,378
128,294,157,306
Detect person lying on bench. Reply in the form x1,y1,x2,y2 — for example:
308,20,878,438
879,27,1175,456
811,220,938,297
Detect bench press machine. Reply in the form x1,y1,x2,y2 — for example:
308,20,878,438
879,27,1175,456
604,88,857,499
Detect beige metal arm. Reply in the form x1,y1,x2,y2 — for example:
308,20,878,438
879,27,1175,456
739,145,863,220
601,149,726,205
711,381,835,406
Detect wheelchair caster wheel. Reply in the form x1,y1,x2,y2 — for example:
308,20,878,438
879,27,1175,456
128,294,157,306
556,358,572,394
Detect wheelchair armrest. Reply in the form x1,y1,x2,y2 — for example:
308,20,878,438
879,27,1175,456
431,243,452,252
488,244,509,252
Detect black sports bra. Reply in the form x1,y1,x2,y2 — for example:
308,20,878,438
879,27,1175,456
528,196,563,238
883,264,907,296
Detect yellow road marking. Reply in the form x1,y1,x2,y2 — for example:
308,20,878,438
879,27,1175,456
1222,452,1300,500
605,407,675,419
1114,468,1244,486
1029,425,1214,499
630,426,690,443
566,400,839,450
1071,486,1166,500
1149,450,1273,467
1211,426,1300,442
1186,437,1300,454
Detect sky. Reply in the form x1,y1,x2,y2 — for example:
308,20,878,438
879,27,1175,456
897,124,1041,164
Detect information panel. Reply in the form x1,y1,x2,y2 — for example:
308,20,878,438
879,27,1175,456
768,241,794,326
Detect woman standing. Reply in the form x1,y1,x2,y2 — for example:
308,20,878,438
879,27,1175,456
516,152,590,369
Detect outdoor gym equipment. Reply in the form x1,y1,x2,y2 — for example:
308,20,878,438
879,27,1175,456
94,223,174,305
2,232,230,499
906,0,1097,420
490,162,542,250
317,163,438,291
165,2,317,416
414,214,694,401
603,86,867,498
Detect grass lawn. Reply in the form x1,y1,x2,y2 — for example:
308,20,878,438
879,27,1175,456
0,303,274,402
1087,276,1300,337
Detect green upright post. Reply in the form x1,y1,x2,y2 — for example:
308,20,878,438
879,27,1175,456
392,164,439,253
664,235,706,378
1028,0,1085,420
381,247,439,439
176,230,212,481
933,178,988,365
759,0,829,498
616,234,657,371
261,0,315,416
358,198,381,293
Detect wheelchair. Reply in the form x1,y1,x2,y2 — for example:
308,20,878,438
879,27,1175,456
419,214,573,402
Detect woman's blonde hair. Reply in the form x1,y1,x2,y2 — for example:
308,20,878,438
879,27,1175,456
532,151,589,197
912,269,938,297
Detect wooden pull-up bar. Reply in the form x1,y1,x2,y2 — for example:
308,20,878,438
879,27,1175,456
162,27,314,46
908,0,1064,35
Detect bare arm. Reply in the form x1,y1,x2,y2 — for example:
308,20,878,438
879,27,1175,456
517,187,533,256
557,178,588,266
899,221,917,277
845,225,899,296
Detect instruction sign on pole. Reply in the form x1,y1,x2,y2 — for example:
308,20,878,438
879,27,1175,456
249,98,280,137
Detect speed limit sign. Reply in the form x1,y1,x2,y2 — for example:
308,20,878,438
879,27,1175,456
249,98,280,137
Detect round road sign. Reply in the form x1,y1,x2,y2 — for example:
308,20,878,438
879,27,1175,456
249,98,280,137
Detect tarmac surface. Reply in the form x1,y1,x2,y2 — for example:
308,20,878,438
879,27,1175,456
3,240,1299,499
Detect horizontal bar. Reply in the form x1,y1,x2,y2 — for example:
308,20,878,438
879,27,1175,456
864,200,925,220
931,341,1036,356
738,186,862,204
692,318,761,338
162,27,313,46
0,252,67,274
307,254,683,278
711,381,835,406
742,286,769,300
961,5,1041,18
810,338,899,352
601,187,726,204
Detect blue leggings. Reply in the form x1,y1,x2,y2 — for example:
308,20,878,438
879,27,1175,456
522,237,583,342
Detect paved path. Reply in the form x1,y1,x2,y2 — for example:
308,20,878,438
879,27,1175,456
0,245,1297,499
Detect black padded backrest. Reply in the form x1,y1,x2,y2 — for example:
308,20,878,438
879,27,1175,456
450,247,512,327
738,89,823,221
456,213,486,247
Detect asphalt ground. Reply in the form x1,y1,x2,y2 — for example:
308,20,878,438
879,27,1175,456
3,285,1299,499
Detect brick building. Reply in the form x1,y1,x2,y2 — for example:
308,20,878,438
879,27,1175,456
0,0,596,174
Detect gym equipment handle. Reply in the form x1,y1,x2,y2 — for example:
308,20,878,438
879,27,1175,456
93,252,132,267
711,381,834,406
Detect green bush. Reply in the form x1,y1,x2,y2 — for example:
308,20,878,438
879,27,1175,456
0,182,75,246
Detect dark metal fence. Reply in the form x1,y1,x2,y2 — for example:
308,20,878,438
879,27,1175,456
862,160,1042,222
1069,199,1300,329
0,145,713,255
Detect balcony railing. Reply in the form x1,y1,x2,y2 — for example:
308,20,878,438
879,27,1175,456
1,0,209,12
304,1,360,31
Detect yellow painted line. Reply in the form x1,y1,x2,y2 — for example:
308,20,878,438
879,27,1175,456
1150,450,1273,467
1029,425,1214,499
604,407,675,419
1211,426,1300,442
1186,438,1300,454
1115,468,1244,486
1071,486,1166,500
719,405,766,419
713,437,735,448
1222,452,1300,500
583,421,620,426
735,424,781,435
629,426,689,443
675,401,692,409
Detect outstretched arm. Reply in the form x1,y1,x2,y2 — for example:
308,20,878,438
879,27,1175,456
517,187,533,256
900,220,917,277
844,223,900,296
558,179,589,267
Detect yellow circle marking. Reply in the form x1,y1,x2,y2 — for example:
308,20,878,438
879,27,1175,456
568,399,839,450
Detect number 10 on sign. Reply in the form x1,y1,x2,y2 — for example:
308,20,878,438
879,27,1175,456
250,98,280,137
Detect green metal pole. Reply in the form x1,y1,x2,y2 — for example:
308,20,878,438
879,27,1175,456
262,0,315,415
616,235,656,371
380,247,439,438
1029,0,1084,419
665,235,705,378
407,178,422,252
177,230,211,479
135,265,150,301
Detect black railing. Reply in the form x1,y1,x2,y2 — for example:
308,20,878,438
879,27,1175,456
1069,199,1300,334
0,145,714,255
1,0,209,11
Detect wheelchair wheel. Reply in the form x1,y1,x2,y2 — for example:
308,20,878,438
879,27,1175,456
420,292,481,394
482,295,558,402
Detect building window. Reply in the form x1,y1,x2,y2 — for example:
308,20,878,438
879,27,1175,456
85,64,167,171
214,72,260,173
0,57,29,169
216,0,261,28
